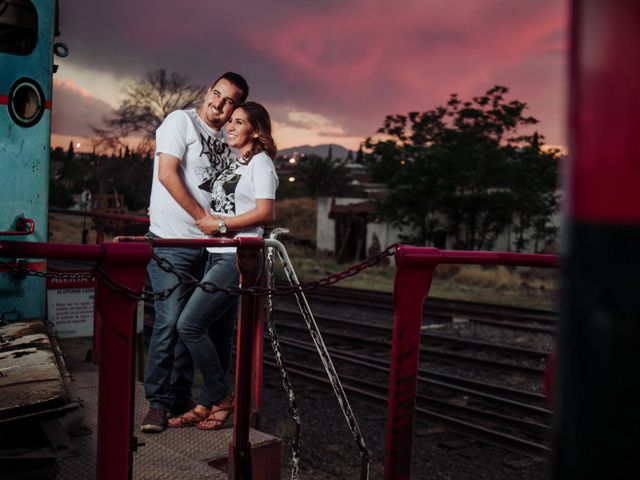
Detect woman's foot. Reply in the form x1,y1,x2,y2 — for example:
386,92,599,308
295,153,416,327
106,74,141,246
197,395,234,431
167,405,210,428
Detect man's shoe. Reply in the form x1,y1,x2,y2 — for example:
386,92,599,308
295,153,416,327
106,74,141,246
141,407,167,433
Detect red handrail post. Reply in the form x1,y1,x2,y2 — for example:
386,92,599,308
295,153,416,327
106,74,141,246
384,246,438,480
250,270,266,428
95,219,105,244
552,1,640,478
229,238,264,480
95,242,152,480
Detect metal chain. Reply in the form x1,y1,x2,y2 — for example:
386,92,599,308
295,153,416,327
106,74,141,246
263,233,301,480
1,243,398,302
269,239,371,480
145,241,399,299
1,261,97,282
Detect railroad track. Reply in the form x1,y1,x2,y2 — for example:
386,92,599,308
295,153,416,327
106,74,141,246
265,287,556,459
262,356,551,459
297,284,558,334
273,309,548,378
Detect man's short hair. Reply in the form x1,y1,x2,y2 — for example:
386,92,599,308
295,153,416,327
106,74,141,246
213,72,249,104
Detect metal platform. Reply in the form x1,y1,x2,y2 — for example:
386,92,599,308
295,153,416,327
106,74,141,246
57,360,282,480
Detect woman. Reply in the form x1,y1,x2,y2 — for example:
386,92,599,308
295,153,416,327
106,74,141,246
168,102,278,430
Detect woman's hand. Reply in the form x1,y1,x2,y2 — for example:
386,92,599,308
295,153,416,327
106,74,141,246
196,213,221,235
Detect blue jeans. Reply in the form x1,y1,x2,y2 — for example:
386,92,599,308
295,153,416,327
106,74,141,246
177,253,239,407
145,246,206,411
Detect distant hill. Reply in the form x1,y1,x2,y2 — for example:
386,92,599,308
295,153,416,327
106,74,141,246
277,144,352,160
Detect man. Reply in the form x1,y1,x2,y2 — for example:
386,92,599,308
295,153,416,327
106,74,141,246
141,72,249,433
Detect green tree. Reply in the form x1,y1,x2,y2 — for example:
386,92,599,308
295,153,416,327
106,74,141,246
92,69,205,155
297,154,349,198
56,151,96,193
366,85,560,250
507,133,560,251
65,141,75,162
83,69,203,212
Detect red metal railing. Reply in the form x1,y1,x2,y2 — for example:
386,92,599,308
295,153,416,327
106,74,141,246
5,226,562,480
113,236,266,479
0,217,35,236
0,240,150,480
0,237,264,480
384,246,560,480
49,207,149,244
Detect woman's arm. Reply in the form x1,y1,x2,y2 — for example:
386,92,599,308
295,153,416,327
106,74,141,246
195,198,275,235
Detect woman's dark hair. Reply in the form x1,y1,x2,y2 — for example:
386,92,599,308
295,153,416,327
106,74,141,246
239,102,277,159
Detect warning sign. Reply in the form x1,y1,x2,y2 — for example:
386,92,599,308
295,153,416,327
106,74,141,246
47,272,95,338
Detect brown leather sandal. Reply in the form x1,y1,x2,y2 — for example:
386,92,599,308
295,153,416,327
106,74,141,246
197,395,234,431
167,406,210,428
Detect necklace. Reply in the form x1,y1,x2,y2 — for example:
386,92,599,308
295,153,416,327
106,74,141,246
239,150,253,165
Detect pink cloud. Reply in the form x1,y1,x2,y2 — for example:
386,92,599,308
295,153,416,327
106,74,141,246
51,78,114,137
53,78,96,99
242,0,567,143
58,0,568,146
247,2,564,82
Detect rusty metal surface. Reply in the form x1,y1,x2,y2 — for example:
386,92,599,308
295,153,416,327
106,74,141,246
57,360,280,479
0,320,71,422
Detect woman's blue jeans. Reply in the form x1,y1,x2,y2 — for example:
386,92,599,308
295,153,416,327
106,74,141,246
177,253,239,407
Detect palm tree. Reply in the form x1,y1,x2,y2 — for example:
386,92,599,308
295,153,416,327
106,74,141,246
297,155,349,197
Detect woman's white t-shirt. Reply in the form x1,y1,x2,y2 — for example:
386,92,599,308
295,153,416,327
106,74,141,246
207,151,279,253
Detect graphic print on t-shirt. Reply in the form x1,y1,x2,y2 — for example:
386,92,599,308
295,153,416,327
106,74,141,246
211,164,242,215
197,133,235,194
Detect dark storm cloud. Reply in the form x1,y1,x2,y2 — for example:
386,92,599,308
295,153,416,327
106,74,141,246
57,0,567,145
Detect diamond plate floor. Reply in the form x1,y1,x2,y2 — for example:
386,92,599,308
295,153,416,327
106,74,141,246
57,360,280,479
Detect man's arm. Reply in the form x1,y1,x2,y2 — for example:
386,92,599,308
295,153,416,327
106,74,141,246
157,153,211,222
195,198,275,234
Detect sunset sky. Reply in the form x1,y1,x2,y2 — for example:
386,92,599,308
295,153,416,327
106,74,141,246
51,0,568,153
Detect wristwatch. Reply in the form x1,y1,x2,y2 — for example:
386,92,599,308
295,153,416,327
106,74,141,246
218,218,228,234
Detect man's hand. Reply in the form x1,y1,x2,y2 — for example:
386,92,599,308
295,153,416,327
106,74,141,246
196,212,221,235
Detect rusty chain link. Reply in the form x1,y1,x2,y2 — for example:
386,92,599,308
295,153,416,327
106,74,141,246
1,261,97,282
0,242,399,301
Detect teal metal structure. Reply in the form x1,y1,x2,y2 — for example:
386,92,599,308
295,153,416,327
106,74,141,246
0,0,56,320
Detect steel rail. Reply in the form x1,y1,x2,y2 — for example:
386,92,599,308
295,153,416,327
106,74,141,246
467,317,555,334
278,287,557,336
301,285,557,325
273,314,547,377
265,358,551,434
275,305,551,358
276,336,551,419
262,359,551,459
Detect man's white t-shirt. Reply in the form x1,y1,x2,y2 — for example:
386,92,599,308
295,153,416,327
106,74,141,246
207,151,279,253
149,108,236,238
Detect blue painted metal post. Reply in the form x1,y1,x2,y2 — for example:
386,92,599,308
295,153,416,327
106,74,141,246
0,0,56,320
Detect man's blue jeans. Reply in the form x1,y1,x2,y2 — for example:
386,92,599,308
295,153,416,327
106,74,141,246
177,253,239,407
145,246,206,411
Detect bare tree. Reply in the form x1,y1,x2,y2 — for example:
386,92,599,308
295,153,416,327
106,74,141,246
92,69,206,154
